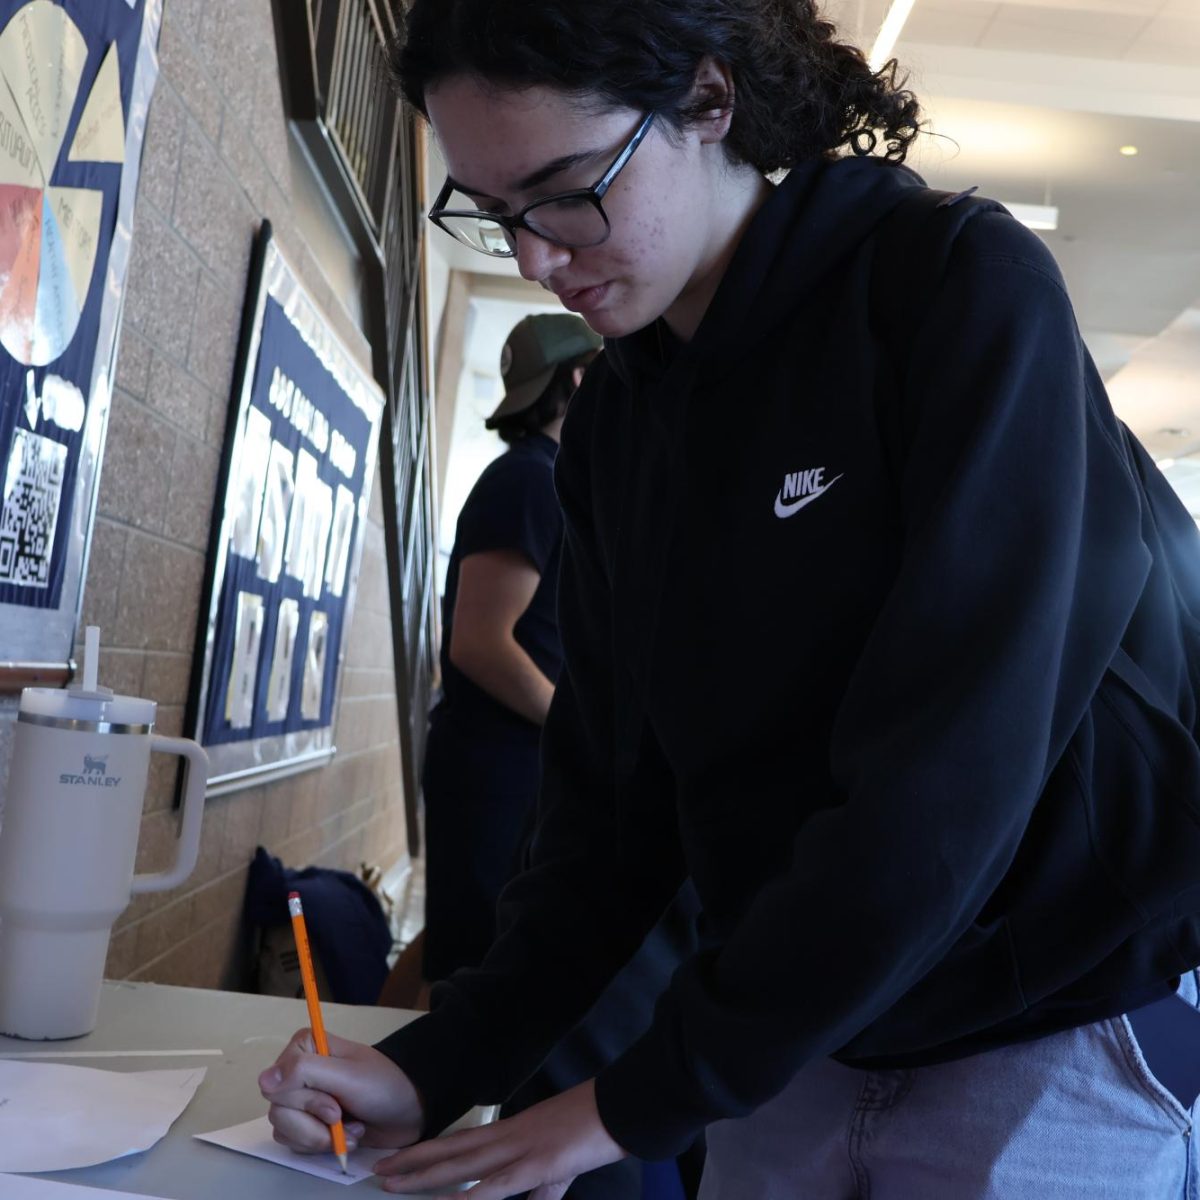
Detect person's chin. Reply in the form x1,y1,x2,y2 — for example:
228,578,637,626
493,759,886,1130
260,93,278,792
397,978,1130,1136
578,296,656,340
578,310,632,339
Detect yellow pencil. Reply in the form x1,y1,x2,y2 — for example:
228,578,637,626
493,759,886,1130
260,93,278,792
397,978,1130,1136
288,891,349,1174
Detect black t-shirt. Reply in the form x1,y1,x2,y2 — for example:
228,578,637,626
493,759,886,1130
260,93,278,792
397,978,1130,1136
437,433,563,736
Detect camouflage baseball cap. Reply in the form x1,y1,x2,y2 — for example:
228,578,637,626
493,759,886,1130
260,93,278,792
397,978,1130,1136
485,313,602,428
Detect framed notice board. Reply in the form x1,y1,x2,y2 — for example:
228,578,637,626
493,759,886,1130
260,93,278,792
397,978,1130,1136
0,0,161,689
187,223,384,796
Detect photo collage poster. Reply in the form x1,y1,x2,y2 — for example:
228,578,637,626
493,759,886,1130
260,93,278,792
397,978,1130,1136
0,0,160,669
189,230,384,794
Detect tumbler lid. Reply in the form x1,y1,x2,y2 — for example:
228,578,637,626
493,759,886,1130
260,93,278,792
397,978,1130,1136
18,686,156,729
17,626,156,729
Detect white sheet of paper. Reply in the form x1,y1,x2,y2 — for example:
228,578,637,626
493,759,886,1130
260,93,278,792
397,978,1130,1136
0,1175,173,1200
300,609,329,720
195,1114,389,1186
195,1114,476,1192
258,441,295,583
231,406,272,559
225,591,265,729
325,483,356,598
303,474,334,599
0,1062,206,1173
0,1049,222,1059
284,448,319,587
265,597,300,721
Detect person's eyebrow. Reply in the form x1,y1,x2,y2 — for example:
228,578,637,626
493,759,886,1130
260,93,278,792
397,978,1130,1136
514,148,600,192
449,147,605,202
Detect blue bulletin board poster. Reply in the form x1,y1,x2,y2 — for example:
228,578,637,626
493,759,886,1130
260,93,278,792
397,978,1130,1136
187,225,384,796
0,0,160,683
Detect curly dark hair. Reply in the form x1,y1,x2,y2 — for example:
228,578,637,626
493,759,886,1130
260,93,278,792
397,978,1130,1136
389,0,921,168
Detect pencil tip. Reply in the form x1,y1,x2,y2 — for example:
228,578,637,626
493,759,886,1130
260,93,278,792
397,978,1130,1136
338,1152,349,1174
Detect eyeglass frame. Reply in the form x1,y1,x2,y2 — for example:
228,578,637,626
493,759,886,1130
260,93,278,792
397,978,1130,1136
428,110,658,257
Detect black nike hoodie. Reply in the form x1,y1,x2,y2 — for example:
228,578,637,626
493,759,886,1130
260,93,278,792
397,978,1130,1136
379,154,1200,1160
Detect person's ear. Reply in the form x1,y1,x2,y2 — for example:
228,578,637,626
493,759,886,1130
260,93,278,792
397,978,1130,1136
690,57,736,144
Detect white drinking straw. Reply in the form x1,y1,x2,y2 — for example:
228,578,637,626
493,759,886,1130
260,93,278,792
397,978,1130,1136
83,625,100,693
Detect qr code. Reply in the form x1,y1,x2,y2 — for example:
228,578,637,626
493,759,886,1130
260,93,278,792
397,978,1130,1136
0,429,68,588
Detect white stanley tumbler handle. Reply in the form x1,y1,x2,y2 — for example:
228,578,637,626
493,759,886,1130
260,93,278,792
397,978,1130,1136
131,736,210,895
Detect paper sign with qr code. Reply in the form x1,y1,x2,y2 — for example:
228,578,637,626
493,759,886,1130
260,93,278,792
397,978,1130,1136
0,427,67,588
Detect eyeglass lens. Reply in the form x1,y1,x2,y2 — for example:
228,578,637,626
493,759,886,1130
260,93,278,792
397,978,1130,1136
438,187,610,256
523,196,609,248
438,214,514,255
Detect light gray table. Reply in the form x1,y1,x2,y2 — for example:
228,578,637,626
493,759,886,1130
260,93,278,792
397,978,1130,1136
0,980,469,1198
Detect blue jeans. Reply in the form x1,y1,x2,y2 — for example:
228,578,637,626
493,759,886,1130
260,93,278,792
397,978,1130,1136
699,974,1200,1199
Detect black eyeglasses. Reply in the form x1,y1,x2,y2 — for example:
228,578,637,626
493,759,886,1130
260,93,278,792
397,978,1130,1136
429,112,657,258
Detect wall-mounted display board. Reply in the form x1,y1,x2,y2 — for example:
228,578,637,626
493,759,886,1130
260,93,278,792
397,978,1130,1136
0,0,161,690
272,0,437,854
187,223,384,797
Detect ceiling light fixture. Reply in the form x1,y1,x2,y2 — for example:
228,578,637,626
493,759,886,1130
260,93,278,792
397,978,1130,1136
1119,145,1139,157
869,0,918,71
1003,202,1059,232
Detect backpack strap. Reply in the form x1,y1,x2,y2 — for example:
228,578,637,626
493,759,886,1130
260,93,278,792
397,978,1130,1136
868,186,1007,483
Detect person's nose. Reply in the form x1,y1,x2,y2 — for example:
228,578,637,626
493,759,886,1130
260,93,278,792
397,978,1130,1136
513,228,571,284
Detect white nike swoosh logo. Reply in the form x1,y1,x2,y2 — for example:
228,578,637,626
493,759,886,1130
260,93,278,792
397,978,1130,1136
774,474,844,519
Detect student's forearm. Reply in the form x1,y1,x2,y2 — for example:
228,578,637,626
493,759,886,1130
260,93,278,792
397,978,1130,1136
451,635,555,725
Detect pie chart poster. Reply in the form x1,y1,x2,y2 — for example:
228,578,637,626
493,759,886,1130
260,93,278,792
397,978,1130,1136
0,0,156,628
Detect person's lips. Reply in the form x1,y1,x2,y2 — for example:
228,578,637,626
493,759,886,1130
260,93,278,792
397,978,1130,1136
555,282,611,313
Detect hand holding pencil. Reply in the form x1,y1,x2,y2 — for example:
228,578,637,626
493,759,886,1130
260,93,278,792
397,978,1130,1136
287,891,350,1173
258,904,427,1166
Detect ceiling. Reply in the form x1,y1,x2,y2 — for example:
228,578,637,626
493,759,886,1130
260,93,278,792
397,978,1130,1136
827,0,1200,346
888,0,1198,67
906,97,1200,343
823,0,1200,444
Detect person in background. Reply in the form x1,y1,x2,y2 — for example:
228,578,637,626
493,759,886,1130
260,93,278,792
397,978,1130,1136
422,312,599,987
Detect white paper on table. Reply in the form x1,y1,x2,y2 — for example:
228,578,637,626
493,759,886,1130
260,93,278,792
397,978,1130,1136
195,1114,392,1186
197,1113,484,1191
0,1174,173,1199
0,1062,206,1173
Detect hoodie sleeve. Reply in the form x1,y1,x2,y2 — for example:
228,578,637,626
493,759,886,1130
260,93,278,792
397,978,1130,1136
374,372,688,1136
590,215,1152,1157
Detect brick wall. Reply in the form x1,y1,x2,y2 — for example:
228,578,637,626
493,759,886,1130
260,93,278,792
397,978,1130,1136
86,0,409,989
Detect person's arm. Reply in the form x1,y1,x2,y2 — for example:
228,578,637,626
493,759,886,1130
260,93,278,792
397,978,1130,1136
449,548,555,725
